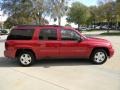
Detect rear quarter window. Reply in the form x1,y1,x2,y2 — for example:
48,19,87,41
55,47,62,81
7,29,34,40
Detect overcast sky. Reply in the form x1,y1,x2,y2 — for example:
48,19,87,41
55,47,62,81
0,0,98,27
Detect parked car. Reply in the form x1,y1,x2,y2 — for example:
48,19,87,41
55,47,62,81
0,30,8,35
80,27,87,31
95,26,101,30
101,26,108,30
75,27,91,31
4,25,114,66
117,26,120,30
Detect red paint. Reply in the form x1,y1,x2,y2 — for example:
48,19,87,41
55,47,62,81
4,25,114,60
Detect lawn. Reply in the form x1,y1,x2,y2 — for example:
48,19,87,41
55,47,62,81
100,31,120,36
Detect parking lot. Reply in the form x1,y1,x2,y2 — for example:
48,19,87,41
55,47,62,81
0,34,120,90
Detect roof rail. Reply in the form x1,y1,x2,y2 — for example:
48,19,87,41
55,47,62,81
15,25,62,27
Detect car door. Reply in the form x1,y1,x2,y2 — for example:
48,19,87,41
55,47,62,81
38,28,59,59
59,29,87,58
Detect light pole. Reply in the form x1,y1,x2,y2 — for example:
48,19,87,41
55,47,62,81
0,14,2,30
111,2,117,30
0,14,3,30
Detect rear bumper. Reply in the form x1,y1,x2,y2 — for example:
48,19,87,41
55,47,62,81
4,50,16,58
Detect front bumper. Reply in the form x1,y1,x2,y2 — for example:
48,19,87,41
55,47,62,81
109,48,114,58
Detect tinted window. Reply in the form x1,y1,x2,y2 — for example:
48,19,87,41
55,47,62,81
39,29,57,40
7,29,34,40
61,29,80,40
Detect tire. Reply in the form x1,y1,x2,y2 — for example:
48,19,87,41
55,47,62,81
90,49,107,64
18,51,35,66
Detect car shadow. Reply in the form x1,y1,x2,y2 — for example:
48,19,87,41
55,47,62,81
0,57,19,67
0,57,93,67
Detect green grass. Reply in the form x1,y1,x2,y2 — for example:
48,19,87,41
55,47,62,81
83,29,98,31
100,32,120,36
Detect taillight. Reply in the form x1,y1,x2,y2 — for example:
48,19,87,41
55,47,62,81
5,42,8,50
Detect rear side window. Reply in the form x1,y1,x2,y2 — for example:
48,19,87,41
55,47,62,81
7,29,34,40
39,29,57,40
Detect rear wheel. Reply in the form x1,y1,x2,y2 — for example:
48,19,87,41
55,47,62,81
18,51,35,66
90,49,107,64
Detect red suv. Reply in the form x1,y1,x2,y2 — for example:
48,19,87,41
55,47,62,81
4,25,114,66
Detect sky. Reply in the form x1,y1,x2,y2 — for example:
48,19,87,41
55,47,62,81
70,0,98,6
0,0,98,27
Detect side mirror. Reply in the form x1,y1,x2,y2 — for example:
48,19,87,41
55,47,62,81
77,37,82,42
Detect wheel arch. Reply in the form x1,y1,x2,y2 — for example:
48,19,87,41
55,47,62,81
15,49,36,59
90,47,110,58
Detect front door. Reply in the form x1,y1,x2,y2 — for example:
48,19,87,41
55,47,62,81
59,29,87,58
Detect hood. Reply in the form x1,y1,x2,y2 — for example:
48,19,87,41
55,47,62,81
83,37,112,48
86,37,109,43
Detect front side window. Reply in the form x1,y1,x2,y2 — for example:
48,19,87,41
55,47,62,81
61,29,80,40
7,29,34,40
39,29,57,40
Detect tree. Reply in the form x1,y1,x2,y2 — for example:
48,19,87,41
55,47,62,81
97,0,115,32
66,2,89,30
48,0,68,25
0,0,33,25
88,6,98,29
28,0,49,25
115,0,120,29
116,0,120,3
0,0,50,25
4,12,33,28
4,12,49,28
65,23,71,27
0,0,69,26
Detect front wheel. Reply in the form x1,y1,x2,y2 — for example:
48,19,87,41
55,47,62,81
90,49,107,64
18,51,35,66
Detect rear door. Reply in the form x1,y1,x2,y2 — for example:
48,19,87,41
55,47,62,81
37,28,59,58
